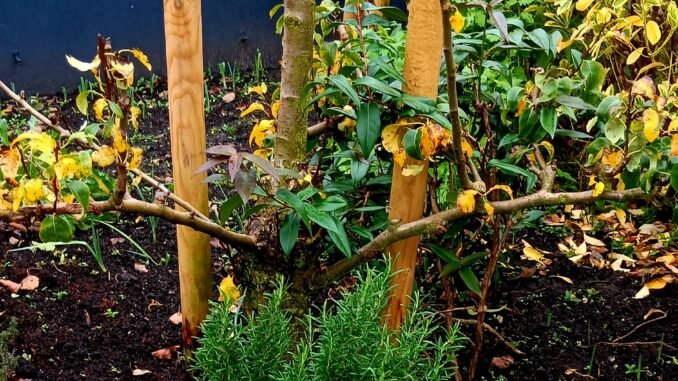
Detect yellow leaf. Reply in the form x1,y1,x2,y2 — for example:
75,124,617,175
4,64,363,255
522,246,545,263
110,60,135,89
461,140,473,157
129,106,141,129
249,119,276,147
401,164,424,177
271,100,281,120
92,145,117,167
240,102,266,118
457,189,478,213
646,20,661,45
0,148,21,180
601,149,624,168
54,157,80,181
556,37,577,53
218,276,241,303
128,147,143,170
588,174,597,187
669,118,678,132
671,134,678,156
450,10,465,33
484,200,495,218
626,47,644,65
129,48,152,71
592,181,605,197
393,149,407,167
93,98,108,121
381,123,406,153
486,184,513,199
65,54,101,72
111,122,128,153
253,148,271,159
614,208,627,224
11,132,57,165
21,178,45,205
646,276,672,289
642,109,660,142
338,117,356,132
247,83,268,97
625,15,644,27
631,76,656,98
575,0,594,11
537,141,555,162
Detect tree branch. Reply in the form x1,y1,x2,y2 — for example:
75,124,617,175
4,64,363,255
310,187,648,289
1,197,257,248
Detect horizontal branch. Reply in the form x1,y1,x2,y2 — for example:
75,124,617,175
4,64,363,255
311,187,648,289
1,197,257,249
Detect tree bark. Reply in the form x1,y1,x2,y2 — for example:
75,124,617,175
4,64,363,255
384,0,443,331
163,0,212,349
276,0,315,164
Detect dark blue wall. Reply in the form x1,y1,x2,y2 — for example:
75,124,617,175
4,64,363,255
1,0,282,93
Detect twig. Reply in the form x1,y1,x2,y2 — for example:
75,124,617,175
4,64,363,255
597,341,677,351
453,318,525,356
612,311,667,343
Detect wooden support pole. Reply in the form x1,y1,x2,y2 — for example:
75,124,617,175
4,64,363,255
384,0,443,331
163,0,212,348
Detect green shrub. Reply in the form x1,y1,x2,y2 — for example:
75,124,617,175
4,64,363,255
0,318,18,381
192,265,464,381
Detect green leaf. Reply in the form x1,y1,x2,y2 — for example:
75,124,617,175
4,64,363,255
540,107,558,138
671,165,678,192
429,243,458,264
403,128,424,160
242,153,280,181
555,95,596,110
356,102,381,154
489,10,510,42
354,76,401,98
75,91,89,115
519,108,539,139
580,60,606,92
489,159,537,191
280,212,301,256
315,195,348,212
401,94,437,114
328,75,361,105
0,119,9,146
507,87,525,110
528,28,552,53
108,101,123,118
351,158,370,185
303,204,338,233
327,216,352,258
219,195,243,225
67,180,90,213
459,267,482,295
554,129,593,139
604,117,625,145
39,215,74,242
596,96,621,121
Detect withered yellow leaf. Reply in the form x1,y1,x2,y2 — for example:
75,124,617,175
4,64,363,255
486,184,513,199
130,48,152,71
240,102,266,118
247,83,268,97
626,48,644,65
218,276,241,303
271,100,281,120
669,118,678,133
381,123,406,153
253,148,271,159
671,134,678,156
92,145,117,167
592,181,605,197
645,20,661,45
401,164,424,177
130,106,141,129
522,246,545,263
642,109,660,142
128,147,143,170
93,98,108,121
457,189,478,213
575,0,594,11
631,76,656,98
601,150,624,168
0,148,21,180
450,10,465,33
65,54,101,72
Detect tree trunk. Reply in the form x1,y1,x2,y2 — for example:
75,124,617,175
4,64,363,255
163,0,212,349
276,0,314,164
384,0,443,331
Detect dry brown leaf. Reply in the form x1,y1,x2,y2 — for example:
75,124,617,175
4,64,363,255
19,275,39,291
610,258,629,272
491,355,514,369
552,275,574,284
169,312,182,325
134,263,149,273
132,369,153,376
151,345,180,360
110,237,125,245
583,233,605,247
0,279,21,293
638,223,664,235
222,92,236,103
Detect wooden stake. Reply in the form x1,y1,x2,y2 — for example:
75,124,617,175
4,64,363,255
163,0,212,348
384,0,443,331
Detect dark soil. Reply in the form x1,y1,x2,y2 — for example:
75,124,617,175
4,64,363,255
1,71,676,380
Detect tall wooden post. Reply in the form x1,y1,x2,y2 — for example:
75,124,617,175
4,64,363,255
384,0,443,330
163,0,212,348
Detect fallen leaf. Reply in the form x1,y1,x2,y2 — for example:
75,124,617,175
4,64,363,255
169,312,182,325
222,92,236,103
110,237,126,245
522,246,545,263
151,345,180,360
638,223,665,235
132,369,153,376
491,355,514,369
583,233,605,247
0,279,21,293
552,275,574,284
19,275,39,291
610,258,629,272
134,263,148,273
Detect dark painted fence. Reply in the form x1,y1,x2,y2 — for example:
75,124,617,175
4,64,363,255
1,0,282,93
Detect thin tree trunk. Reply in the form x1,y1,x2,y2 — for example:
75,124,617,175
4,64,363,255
276,0,314,164
384,0,443,331
163,0,212,349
